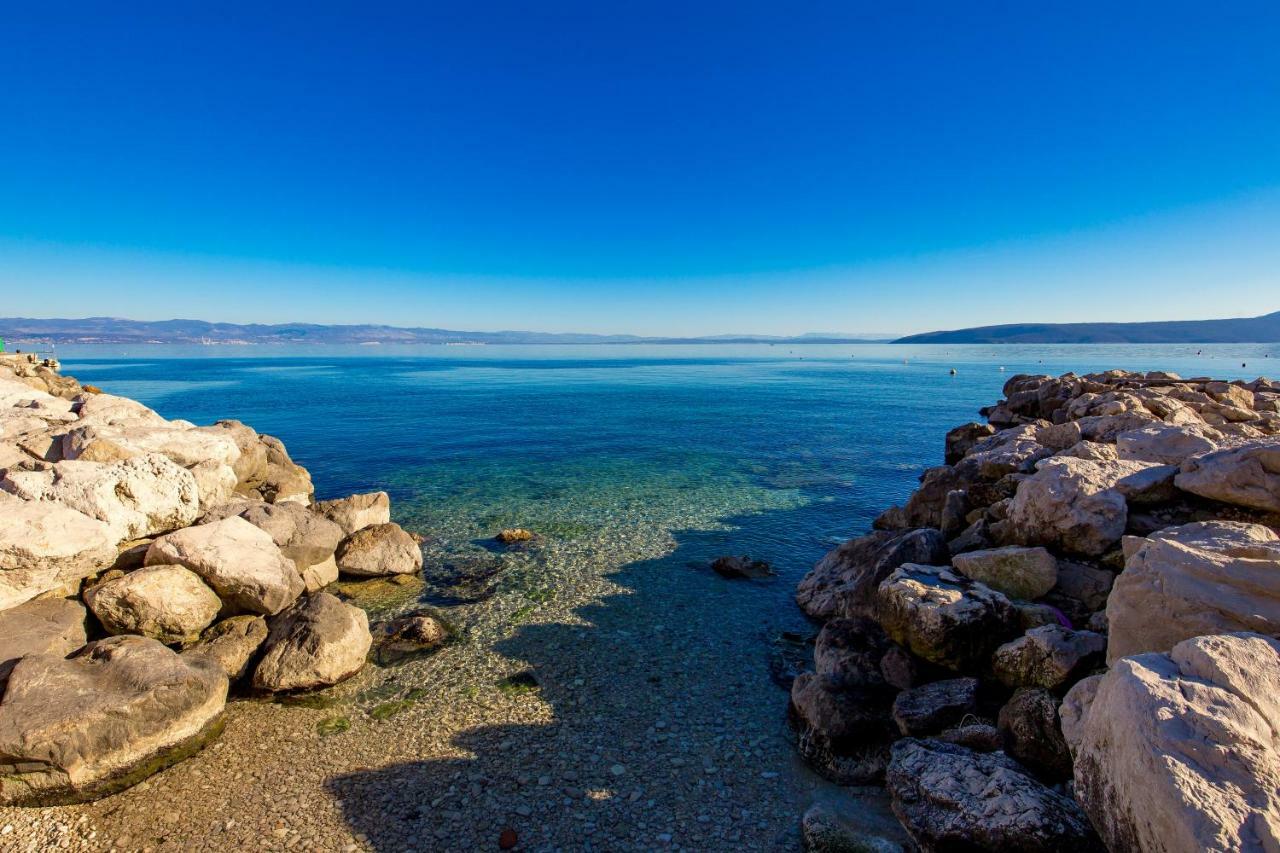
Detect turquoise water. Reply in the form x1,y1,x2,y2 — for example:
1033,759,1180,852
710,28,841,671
55,342,1278,599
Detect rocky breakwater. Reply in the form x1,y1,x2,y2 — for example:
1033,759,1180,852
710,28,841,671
0,353,421,806
791,368,1280,852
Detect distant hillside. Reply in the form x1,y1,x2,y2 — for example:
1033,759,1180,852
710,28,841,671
893,310,1280,344
0,317,886,346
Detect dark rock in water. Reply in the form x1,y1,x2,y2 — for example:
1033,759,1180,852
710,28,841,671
769,631,816,690
886,738,1102,852
422,552,506,605
801,795,911,853
495,528,536,545
891,677,978,736
711,555,774,579
789,672,897,785
371,610,451,665
999,687,1073,782
797,528,949,621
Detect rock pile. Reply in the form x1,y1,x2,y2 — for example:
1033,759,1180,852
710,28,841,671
792,369,1280,851
0,356,421,805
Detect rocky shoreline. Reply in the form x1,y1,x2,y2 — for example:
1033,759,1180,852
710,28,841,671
790,369,1280,851
0,352,439,807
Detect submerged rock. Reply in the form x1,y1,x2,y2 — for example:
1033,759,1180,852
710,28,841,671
0,635,227,805
371,610,450,665
711,555,774,579
495,527,536,545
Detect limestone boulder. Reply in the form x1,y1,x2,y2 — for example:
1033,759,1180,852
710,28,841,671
999,687,1072,782
63,422,240,470
944,422,995,465
335,522,423,578
813,617,892,690
0,597,87,685
145,517,303,616
789,672,897,785
258,435,313,505
1,454,200,542
876,564,1018,672
1175,439,1280,513
85,565,221,644
202,420,267,491
1106,521,1280,663
992,625,1106,691
314,491,391,535
1066,633,1280,853
187,459,237,511
213,501,345,584
797,528,949,621
1116,422,1222,465
1004,457,1128,557
886,738,1101,852
891,677,978,736
251,592,371,692
951,546,1057,601
0,491,116,611
0,635,227,805
183,615,268,681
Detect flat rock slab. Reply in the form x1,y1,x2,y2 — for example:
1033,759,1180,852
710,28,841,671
0,597,87,684
1106,521,1280,663
0,635,227,805
0,491,116,611
952,546,1058,601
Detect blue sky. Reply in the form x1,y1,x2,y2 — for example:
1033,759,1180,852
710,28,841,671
1,2,1278,336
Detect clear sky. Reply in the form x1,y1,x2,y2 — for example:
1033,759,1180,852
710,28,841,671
2,2,1278,336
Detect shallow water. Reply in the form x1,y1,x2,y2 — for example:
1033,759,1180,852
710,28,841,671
44,342,1279,850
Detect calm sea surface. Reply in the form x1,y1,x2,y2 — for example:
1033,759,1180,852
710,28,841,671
54,342,1278,595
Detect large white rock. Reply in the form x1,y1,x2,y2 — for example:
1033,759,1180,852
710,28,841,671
1064,633,1280,853
64,424,241,470
1116,422,1223,465
85,565,221,643
187,459,238,511
145,517,303,616
1175,439,1280,513
0,376,60,409
1107,521,1280,663
1005,457,1129,557
0,635,227,805
252,592,371,692
335,522,422,577
0,492,116,611
315,491,391,535
1,454,200,543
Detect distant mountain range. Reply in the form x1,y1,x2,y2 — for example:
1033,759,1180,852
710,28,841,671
0,317,887,346
893,310,1280,344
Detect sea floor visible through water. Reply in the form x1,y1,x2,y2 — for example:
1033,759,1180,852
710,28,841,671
2,343,1276,851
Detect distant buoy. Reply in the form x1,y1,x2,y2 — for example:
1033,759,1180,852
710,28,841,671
1243,363,1247,368
903,359,908,364
999,366,1005,371
949,368,957,375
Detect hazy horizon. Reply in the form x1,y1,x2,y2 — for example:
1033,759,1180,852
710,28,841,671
2,4,1278,335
